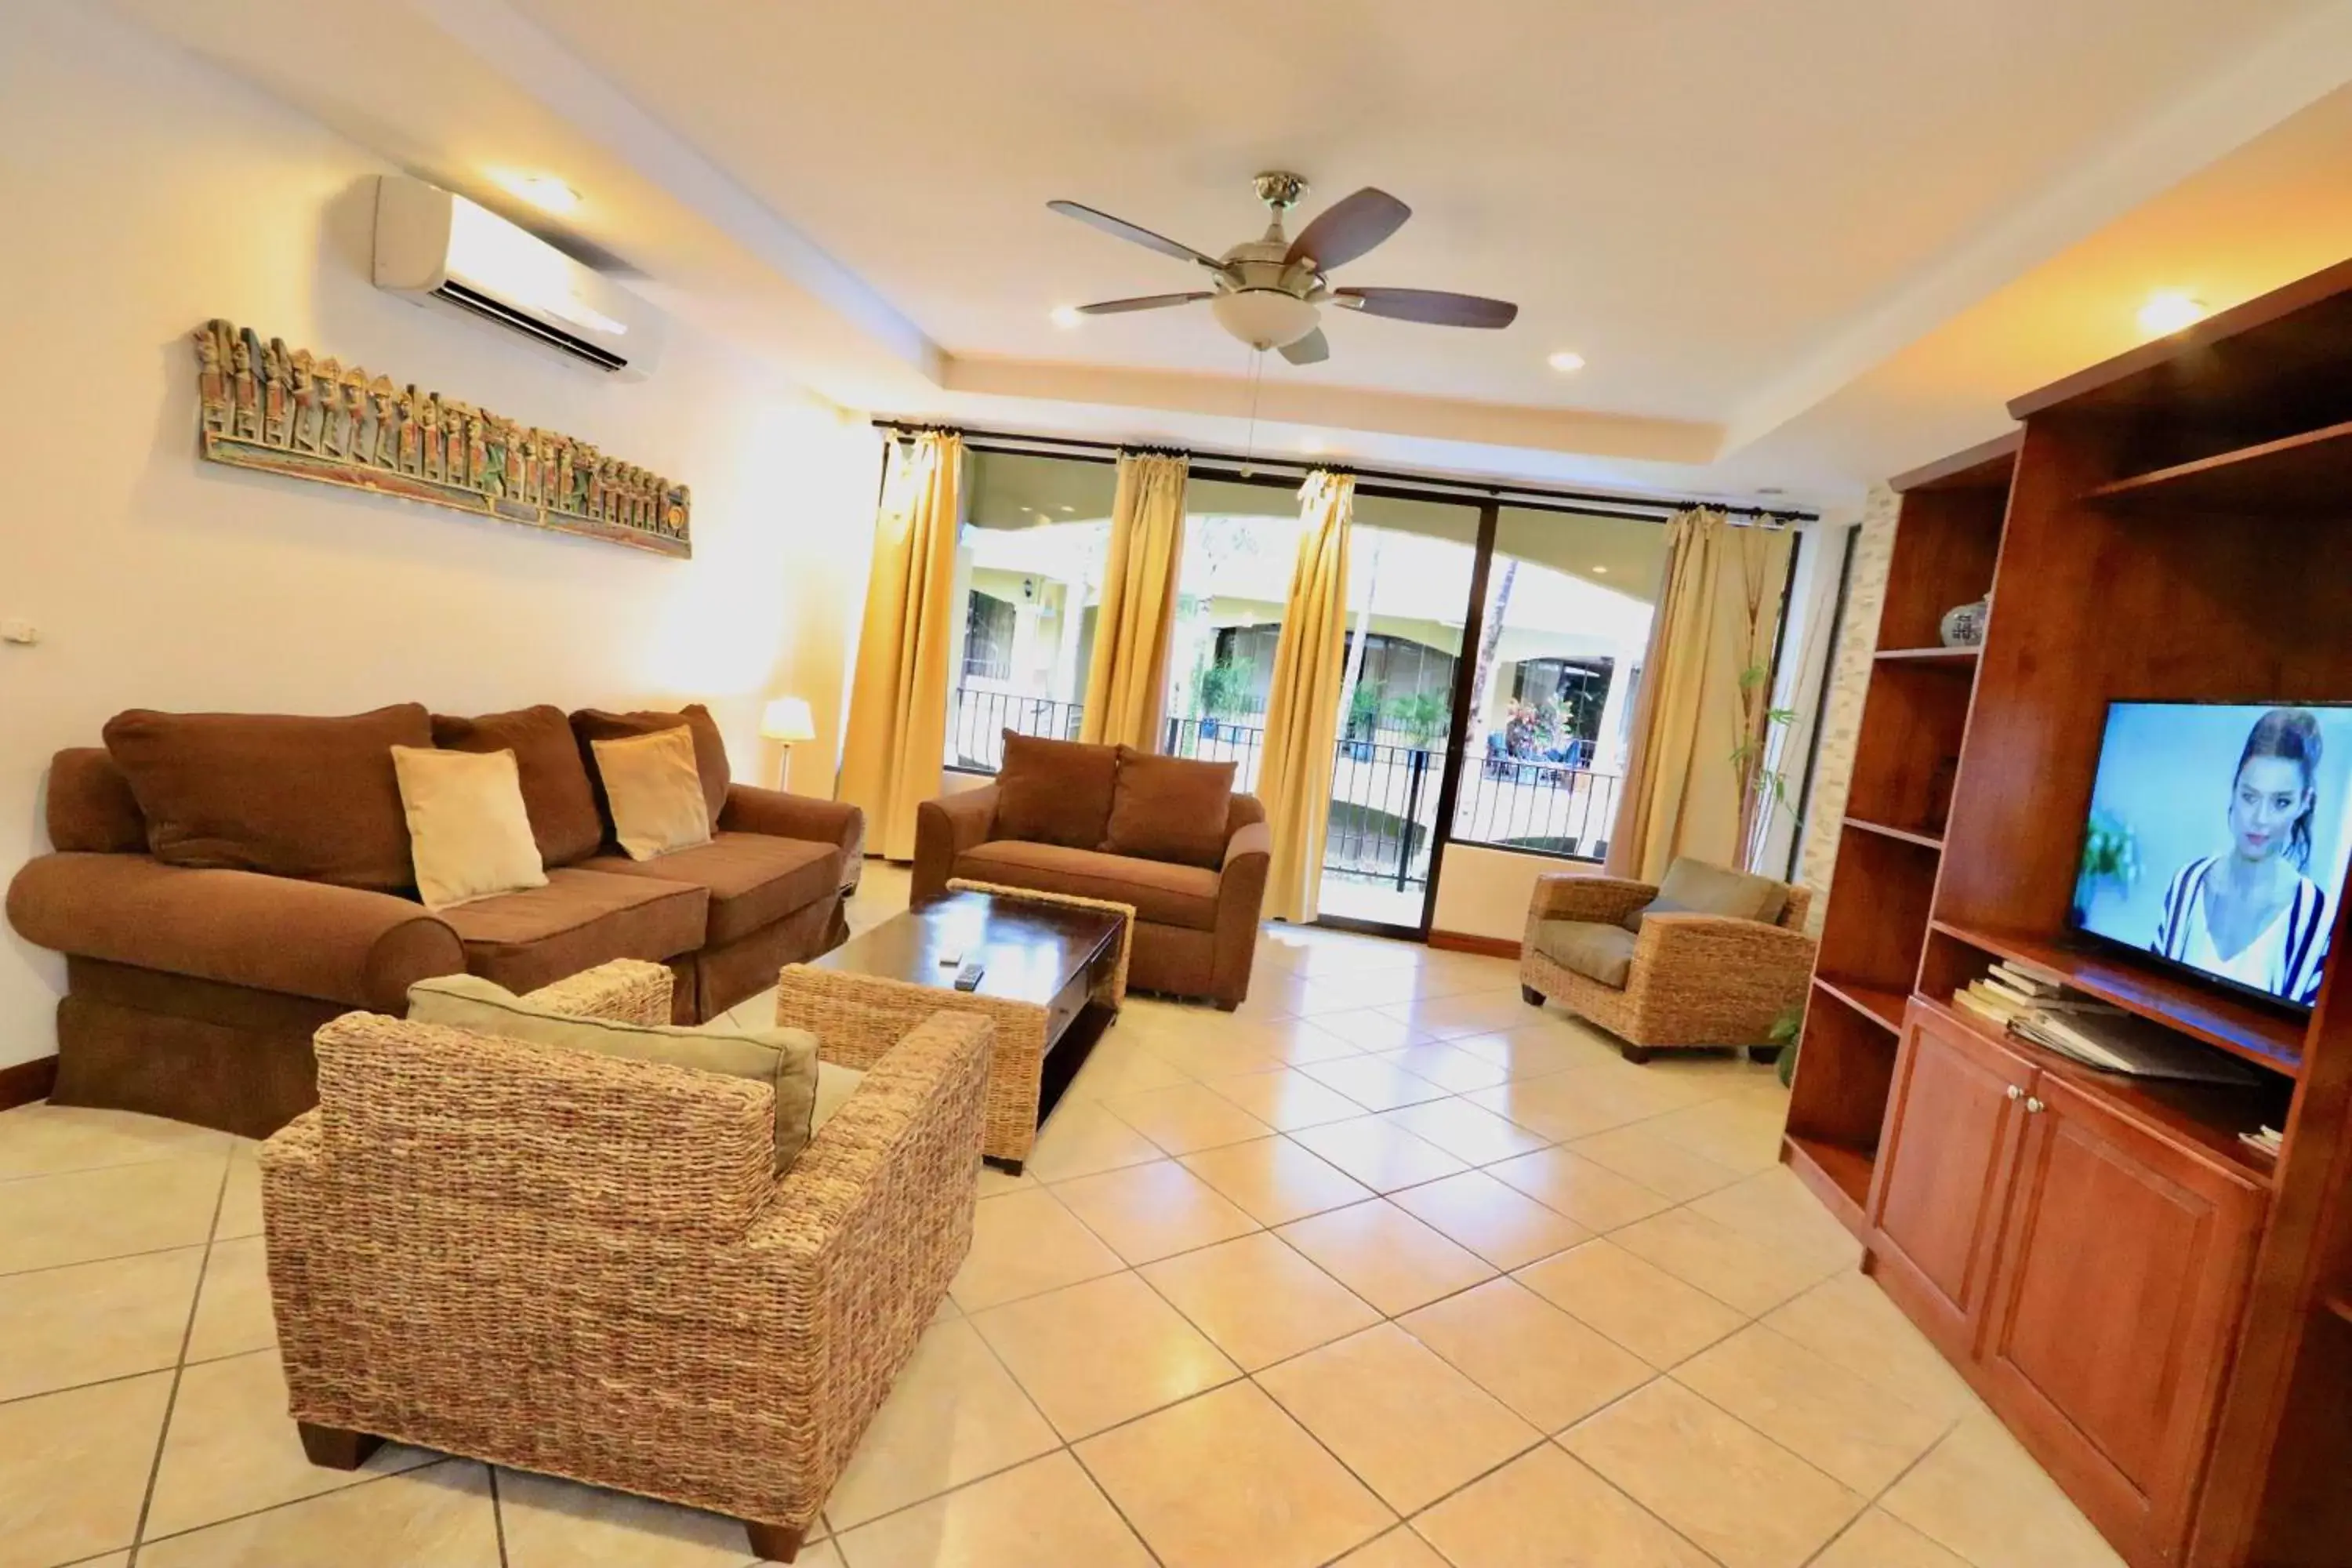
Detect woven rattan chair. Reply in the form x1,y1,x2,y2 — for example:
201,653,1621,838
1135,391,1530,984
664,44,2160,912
260,960,992,1563
1518,869,1816,1064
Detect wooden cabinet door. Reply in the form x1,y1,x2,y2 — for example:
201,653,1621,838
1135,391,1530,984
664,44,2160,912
1980,1073,2265,1566
1867,1004,2036,1364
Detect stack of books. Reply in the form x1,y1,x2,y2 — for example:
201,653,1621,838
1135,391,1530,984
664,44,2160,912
2239,1125,2284,1159
1954,957,2259,1087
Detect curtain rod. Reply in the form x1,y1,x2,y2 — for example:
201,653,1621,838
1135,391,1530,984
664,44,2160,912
869,419,1817,525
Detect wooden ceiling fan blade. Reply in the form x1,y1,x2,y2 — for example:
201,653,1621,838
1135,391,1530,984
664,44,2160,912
1278,328,1330,365
1286,187,1410,271
1334,287,1519,328
1047,200,1225,270
1076,292,1215,315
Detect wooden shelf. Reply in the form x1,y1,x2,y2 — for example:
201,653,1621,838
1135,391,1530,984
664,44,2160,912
1843,816,1944,851
1782,1134,1872,1237
1814,974,1907,1032
1874,645,1980,666
2327,1294,2352,1327
1930,922,2307,1080
2084,418,2352,517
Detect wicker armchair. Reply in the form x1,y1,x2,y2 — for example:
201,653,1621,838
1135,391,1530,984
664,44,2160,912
260,960,993,1563
1518,869,1816,1064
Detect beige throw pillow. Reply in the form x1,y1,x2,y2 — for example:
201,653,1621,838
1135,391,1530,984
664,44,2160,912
590,725,712,860
406,972,825,1171
388,746,548,911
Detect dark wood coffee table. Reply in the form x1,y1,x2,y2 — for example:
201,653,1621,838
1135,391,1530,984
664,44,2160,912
803,890,1127,1172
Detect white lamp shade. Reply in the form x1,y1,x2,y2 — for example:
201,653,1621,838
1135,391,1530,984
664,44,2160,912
759,695,816,744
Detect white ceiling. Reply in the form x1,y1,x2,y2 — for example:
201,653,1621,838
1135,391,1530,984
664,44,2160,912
112,0,2352,506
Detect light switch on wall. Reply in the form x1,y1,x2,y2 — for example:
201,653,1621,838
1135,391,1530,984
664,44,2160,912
2,620,38,645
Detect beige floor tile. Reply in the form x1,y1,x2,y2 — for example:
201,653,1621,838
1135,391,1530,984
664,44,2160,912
1686,1167,1866,1276
1376,1098,1552,1165
212,1147,263,1241
1295,971,1429,1015
1258,1323,1541,1514
1484,1145,1675,1231
1881,1415,2128,1568
971,1271,1238,1439
138,1461,500,1568
1378,989,1532,1040
1368,1042,1513,1092
1385,1170,1592,1270
1138,1232,1380,1370
0,1156,225,1276
1057,1040,1192,1103
0,1245,201,1401
1461,1074,1663,1142
1447,1026,1620,1079
1809,1509,1972,1568
1286,1118,1468,1192
145,1348,436,1539
0,1104,230,1181
1334,1527,1451,1568
1675,1324,1951,1494
1074,1380,1392,1568
1018,1102,1163,1183
1563,1379,1864,1568
1609,1207,1831,1316
820,1317,1059,1530
1048,1159,1259,1264
833,1450,1155,1568
974,1163,1033,1198
1399,1276,1653,1432
0,1369,172,1568
1566,1124,1745,1201
1177,1137,1377,1226
499,1467,763,1566
946,1189,1125,1312
1637,1095,1791,1175
1762,1274,1980,1421
1412,1443,1715,1568
1203,1068,1367,1131
1276,1200,1494,1316
186,1235,277,1363
1514,1241,1745,1367
1295,1056,1450,1112
1232,1016,1371,1065
1305,1007,1438,1052
1137,1030,1289,1082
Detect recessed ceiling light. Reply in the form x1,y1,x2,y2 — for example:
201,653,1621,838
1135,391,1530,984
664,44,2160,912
1056,505,1075,514
2137,291,2206,336
1592,564,1609,574
1049,304,1083,328
493,172,581,216
1547,350,1587,373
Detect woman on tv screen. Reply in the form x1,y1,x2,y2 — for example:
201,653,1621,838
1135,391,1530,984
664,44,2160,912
2152,708,2332,1005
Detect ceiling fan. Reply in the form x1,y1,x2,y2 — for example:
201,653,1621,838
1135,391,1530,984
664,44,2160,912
1047,172,1519,365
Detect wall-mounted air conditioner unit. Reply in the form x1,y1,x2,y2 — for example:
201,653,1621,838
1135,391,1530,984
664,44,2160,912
372,175,662,379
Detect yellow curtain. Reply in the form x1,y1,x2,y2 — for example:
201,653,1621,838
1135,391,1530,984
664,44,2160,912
1606,507,1794,882
1256,471,1355,923
1078,452,1189,750
838,431,963,860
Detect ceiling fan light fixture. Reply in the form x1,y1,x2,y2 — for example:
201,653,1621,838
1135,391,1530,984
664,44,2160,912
1211,289,1321,351
1049,304,1083,328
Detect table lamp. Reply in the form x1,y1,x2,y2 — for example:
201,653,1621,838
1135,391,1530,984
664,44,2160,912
759,695,816,788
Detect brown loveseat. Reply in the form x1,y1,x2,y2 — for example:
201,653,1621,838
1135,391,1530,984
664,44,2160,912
910,735,1270,1008
5,703,862,1138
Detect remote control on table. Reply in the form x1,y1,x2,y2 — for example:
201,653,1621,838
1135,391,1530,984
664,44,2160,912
952,960,986,992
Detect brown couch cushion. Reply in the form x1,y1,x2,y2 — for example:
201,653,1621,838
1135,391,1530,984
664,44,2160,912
1534,919,1638,988
1624,857,1789,933
435,866,709,994
993,732,1120,849
46,749,147,853
1103,747,1235,869
583,833,842,946
431,706,604,867
571,704,730,831
102,705,430,891
954,840,1220,929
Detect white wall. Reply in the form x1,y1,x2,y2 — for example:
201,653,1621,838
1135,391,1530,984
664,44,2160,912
0,2,883,1066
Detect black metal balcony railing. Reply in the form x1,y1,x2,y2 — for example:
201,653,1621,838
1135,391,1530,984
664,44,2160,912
945,686,1617,895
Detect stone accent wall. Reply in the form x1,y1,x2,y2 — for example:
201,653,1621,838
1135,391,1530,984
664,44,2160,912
1792,484,1900,931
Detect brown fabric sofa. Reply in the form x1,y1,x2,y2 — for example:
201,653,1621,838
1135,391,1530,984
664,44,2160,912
909,737,1271,1009
5,705,863,1138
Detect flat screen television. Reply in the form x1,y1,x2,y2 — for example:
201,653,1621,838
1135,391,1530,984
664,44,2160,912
2073,701,2352,1011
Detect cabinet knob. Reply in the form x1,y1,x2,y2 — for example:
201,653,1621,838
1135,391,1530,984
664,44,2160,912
2006,1084,2024,1101
2026,1097,2046,1114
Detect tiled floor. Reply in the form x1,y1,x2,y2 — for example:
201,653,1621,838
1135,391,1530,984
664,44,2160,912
0,864,2127,1568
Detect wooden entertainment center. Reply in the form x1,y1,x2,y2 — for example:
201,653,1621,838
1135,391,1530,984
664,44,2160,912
1784,258,2352,1568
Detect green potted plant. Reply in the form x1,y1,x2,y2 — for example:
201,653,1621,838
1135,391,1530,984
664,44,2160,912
1384,691,1447,751
1195,659,1254,741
